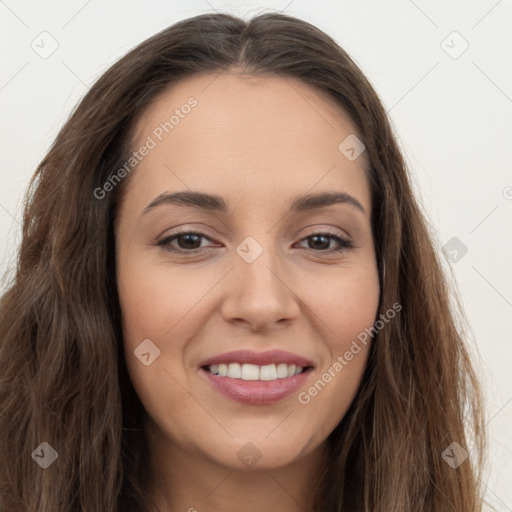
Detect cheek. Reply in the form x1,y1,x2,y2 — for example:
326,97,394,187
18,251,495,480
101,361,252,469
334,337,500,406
306,259,380,346
117,255,220,344
116,252,226,404
292,263,379,432
117,258,204,440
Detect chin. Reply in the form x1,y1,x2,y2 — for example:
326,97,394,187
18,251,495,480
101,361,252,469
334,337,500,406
202,432,318,471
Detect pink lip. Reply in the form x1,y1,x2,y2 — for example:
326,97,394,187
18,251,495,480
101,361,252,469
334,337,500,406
199,349,314,368
200,367,313,405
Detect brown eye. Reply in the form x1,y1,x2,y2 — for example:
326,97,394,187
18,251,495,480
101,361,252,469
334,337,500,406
173,233,203,250
157,231,216,253
297,232,354,253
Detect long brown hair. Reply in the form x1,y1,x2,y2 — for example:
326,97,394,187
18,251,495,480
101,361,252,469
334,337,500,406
0,12,487,511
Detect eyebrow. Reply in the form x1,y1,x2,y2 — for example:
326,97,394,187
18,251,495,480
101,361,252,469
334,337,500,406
142,190,366,216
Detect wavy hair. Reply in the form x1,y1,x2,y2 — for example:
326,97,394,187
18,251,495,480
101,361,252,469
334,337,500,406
0,11,487,511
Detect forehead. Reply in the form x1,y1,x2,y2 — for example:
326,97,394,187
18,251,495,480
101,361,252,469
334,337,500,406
123,71,371,217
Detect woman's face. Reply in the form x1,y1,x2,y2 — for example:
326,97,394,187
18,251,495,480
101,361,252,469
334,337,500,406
115,71,380,471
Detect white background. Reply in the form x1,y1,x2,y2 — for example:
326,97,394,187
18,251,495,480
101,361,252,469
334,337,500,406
1,0,511,509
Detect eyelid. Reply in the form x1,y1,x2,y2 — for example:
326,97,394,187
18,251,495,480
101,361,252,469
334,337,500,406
298,225,352,241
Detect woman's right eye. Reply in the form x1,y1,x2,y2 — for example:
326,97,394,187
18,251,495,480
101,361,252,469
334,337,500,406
157,231,217,254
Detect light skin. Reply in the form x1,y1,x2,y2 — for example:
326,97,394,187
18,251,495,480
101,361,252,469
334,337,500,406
115,70,380,512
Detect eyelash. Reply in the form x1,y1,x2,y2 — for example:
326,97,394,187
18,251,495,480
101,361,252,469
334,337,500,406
156,229,354,254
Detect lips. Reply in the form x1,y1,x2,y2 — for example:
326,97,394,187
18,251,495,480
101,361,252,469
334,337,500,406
198,349,314,405
200,368,312,405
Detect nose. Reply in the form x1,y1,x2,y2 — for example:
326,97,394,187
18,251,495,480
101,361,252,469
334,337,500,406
220,239,300,332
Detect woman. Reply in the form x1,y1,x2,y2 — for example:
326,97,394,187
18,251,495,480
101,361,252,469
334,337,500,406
0,11,487,511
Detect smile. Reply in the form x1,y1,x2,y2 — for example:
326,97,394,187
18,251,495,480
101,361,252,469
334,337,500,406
205,362,306,380
198,349,315,405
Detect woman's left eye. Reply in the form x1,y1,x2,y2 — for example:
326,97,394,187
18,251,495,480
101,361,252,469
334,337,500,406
296,232,354,252
156,230,354,254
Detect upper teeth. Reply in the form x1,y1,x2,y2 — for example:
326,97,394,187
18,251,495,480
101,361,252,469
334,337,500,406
207,363,304,380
